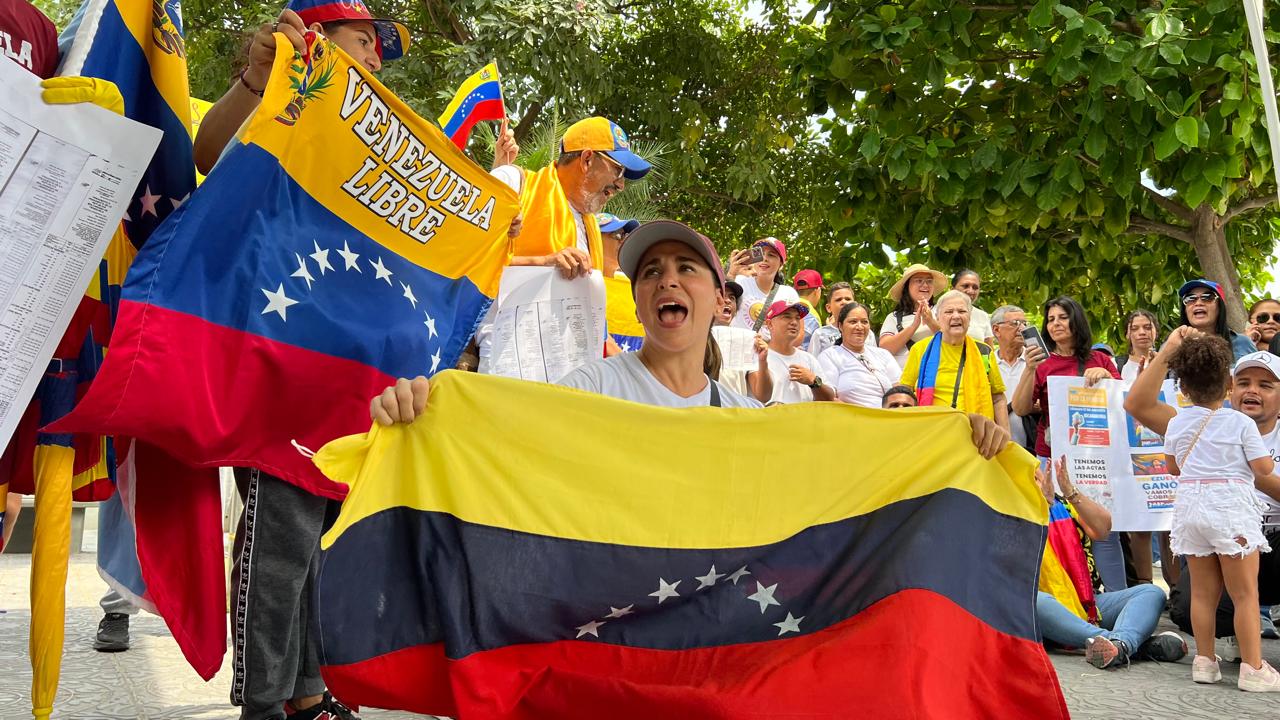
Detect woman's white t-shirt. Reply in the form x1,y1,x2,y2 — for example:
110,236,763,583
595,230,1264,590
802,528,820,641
559,352,762,408
1164,406,1270,482
879,311,936,368
817,345,901,408
732,275,799,330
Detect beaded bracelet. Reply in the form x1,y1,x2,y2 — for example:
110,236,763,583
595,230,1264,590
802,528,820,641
238,68,264,98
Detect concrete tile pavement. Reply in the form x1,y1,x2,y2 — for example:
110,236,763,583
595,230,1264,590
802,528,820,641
4,552,1280,719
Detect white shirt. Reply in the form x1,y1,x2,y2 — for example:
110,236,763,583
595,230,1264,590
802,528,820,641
1164,406,1270,483
879,312,935,369
558,352,761,408
758,347,823,404
1260,425,1280,527
1120,358,1144,386
995,349,1028,448
817,345,900,408
732,276,799,330
477,166,589,365
968,306,994,343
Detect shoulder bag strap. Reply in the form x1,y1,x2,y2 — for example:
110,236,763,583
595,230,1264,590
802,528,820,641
950,342,968,409
1177,409,1217,469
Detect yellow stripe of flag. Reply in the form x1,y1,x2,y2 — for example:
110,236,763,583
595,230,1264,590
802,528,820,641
318,372,1044,551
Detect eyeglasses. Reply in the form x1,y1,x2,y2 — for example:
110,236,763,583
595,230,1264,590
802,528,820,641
594,152,626,182
1182,292,1217,306
996,319,1028,329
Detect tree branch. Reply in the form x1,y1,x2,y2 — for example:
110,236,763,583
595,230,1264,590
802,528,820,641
1140,182,1194,222
1220,194,1275,225
513,98,546,144
682,186,761,211
1125,214,1192,244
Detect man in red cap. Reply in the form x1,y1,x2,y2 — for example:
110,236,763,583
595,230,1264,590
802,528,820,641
194,0,410,174
752,301,835,404
793,269,824,347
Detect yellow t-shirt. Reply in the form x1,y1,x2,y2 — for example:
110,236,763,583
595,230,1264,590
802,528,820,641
900,340,1005,411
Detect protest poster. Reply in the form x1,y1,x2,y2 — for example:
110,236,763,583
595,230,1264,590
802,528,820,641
1048,376,1179,531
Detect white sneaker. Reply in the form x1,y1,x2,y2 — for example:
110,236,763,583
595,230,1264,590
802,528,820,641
1239,660,1280,692
1192,655,1222,684
1221,636,1242,663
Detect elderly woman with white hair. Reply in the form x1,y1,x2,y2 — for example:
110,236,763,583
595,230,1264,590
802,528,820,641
898,289,1010,430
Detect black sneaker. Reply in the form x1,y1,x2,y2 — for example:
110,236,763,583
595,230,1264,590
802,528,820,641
285,693,359,720
1084,635,1131,669
1136,631,1189,662
93,612,129,652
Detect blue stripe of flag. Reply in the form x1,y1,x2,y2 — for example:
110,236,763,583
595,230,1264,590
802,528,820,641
440,80,503,137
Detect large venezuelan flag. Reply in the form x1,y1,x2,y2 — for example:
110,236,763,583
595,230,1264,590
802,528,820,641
52,33,519,499
313,372,1068,719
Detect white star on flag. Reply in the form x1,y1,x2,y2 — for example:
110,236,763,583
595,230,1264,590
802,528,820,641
370,256,393,285
649,578,681,604
310,240,334,274
430,349,441,374
138,185,161,217
726,566,751,585
260,284,298,321
575,620,606,639
694,565,724,590
605,605,634,619
746,582,780,614
291,253,314,290
423,311,437,339
337,241,361,271
170,193,190,210
773,612,803,636
401,282,418,308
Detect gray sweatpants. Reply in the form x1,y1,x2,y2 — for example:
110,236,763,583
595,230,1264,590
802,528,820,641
229,469,328,720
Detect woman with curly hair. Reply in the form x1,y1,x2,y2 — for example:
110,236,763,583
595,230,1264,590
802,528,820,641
1165,333,1280,691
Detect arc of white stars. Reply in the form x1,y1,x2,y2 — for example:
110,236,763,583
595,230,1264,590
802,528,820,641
726,566,751,585
605,605,633,619
694,565,724,590
746,582,780,614
649,578,681,604
337,241,361,271
260,284,298,321
773,612,803,636
310,240,334,275
401,281,418,308
370,256,393,285
575,619,606,639
291,253,314,290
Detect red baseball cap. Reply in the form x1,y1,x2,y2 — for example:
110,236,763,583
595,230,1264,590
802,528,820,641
287,0,411,61
766,300,809,321
753,237,787,264
793,269,823,289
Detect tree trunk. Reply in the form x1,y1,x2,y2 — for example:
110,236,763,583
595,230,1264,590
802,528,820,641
1189,203,1248,332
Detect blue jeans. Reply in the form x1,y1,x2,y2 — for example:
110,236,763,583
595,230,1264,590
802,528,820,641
1036,584,1167,651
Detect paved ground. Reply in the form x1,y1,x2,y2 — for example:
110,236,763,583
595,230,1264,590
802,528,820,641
4,544,1280,718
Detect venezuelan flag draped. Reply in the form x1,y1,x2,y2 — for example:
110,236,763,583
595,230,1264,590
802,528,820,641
53,33,519,499
604,274,644,352
313,372,1067,719
437,61,504,149
4,1,197,717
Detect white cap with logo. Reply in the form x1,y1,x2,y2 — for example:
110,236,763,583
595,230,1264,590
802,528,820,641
1234,351,1279,380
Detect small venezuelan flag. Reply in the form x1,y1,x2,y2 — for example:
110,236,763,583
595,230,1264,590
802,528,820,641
437,62,504,150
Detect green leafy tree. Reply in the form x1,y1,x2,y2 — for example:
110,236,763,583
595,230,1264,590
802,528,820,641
806,0,1280,335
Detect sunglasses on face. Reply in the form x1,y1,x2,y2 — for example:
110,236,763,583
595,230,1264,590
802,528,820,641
594,152,625,182
1182,292,1217,306
1256,312,1277,324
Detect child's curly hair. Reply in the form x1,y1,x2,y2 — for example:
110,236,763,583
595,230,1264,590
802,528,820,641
1169,334,1233,404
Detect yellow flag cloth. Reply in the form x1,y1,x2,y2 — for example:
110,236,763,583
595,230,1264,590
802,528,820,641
514,164,603,270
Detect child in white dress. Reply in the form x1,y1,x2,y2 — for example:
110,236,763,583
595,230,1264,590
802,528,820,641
1166,335,1280,691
